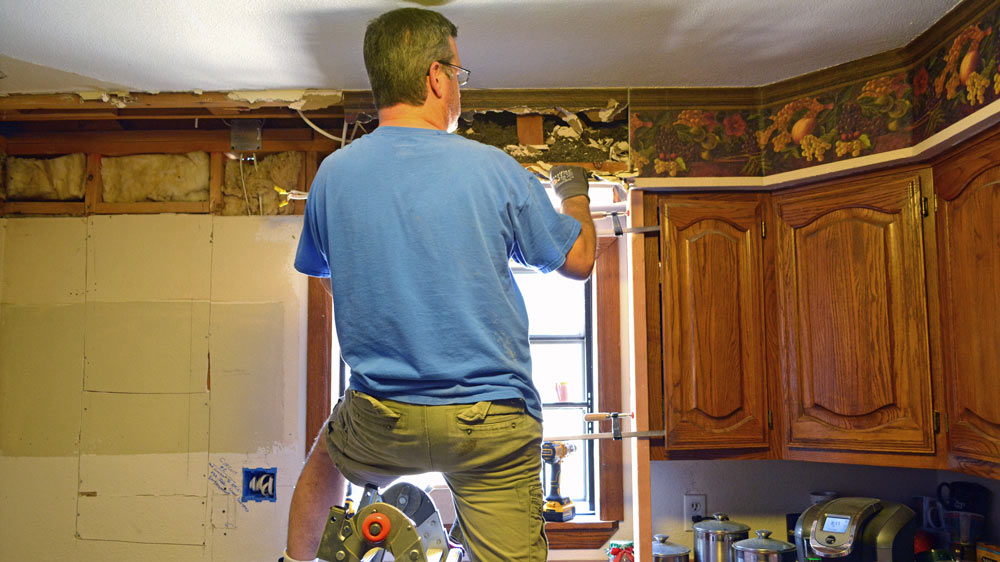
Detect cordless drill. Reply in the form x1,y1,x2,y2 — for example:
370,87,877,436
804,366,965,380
541,441,576,522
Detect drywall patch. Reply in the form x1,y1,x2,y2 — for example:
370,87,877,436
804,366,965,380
222,152,301,216
86,214,212,301
0,217,86,305
208,302,285,453
0,304,85,457
77,494,207,545
101,151,210,202
0,457,82,561
79,391,209,457
3,153,86,201
83,301,209,393
79,392,208,495
210,216,302,302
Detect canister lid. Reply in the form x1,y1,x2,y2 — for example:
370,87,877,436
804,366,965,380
692,513,751,534
653,534,691,557
732,530,796,553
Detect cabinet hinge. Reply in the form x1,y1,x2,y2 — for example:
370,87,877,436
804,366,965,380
920,197,930,217
767,410,773,429
761,221,766,239
933,411,941,434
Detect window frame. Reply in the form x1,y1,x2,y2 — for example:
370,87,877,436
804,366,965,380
305,237,623,549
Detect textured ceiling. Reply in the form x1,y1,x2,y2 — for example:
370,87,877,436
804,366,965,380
0,0,963,95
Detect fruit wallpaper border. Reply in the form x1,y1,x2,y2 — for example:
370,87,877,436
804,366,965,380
631,3,1000,178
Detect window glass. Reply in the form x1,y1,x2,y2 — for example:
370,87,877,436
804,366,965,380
517,273,585,336
541,408,588,503
530,341,586,403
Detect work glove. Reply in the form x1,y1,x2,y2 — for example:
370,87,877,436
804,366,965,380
549,165,590,202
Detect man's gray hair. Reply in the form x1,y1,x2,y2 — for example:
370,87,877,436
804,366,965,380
363,8,458,110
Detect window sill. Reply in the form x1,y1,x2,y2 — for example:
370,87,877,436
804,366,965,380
545,519,620,550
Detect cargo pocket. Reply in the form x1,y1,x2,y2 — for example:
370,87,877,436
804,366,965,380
455,400,526,436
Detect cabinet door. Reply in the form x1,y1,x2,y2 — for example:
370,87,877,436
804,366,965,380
937,164,1000,462
660,194,769,450
774,171,935,453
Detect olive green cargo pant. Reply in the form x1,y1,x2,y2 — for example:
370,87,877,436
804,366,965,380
324,390,547,562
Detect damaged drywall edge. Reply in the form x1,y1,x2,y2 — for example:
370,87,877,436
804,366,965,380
75,90,135,108
227,89,344,110
475,98,625,123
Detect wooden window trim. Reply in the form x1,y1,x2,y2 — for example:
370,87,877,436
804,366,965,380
305,237,624,549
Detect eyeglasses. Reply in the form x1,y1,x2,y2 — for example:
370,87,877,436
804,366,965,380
437,61,471,86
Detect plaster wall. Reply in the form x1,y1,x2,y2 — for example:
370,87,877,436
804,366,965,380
0,214,308,562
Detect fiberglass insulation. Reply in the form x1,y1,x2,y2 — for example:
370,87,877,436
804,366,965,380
101,151,210,203
222,152,302,216
4,153,87,201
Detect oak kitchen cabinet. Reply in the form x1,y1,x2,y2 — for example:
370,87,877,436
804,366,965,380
637,166,950,470
933,137,1000,479
773,169,940,459
658,193,770,452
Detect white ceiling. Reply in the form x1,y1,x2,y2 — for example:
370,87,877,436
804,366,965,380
0,0,963,95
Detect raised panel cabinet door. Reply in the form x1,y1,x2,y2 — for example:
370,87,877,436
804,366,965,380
937,164,1000,462
659,194,769,450
774,171,935,453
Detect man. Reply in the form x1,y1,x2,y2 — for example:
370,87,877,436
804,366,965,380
283,7,595,562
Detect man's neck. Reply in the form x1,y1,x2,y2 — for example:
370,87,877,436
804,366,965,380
377,103,448,131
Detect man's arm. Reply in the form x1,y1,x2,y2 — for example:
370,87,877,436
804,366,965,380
549,166,596,280
557,195,596,280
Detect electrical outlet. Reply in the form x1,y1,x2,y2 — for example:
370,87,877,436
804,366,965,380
683,493,706,531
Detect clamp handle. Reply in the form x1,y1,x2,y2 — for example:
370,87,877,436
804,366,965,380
584,412,634,440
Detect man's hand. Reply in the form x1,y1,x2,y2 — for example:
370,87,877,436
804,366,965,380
549,165,590,202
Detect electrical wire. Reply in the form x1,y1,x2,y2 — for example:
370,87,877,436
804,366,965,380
297,110,344,143
238,156,251,216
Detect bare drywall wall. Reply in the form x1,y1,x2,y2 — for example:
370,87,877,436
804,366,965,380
4,153,86,201
0,215,308,561
101,151,210,202
222,152,301,216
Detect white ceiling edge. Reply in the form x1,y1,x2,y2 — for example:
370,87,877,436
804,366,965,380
0,0,966,95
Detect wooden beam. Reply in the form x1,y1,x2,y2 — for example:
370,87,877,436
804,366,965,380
0,91,329,112
3,202,86,216
595,237,624,522
628,189,654,562
92,201,211,214
306,276,333,455
209,152,224,213
516,114,545,146
295,151,319,215
4,129,341,156
84,153,102,214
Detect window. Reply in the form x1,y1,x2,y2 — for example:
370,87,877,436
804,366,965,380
305,198,624,550
516,268,595,513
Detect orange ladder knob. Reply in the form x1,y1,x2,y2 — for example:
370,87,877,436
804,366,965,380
361,512,391,543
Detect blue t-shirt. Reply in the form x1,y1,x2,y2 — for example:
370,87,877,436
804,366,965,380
295,126,581,420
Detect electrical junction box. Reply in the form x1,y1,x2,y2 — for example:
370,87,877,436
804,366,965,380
242,467,277,503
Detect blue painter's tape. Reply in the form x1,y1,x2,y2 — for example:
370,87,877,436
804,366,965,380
242,467,277,503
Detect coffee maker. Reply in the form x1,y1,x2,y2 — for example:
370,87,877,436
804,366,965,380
794,497,915,562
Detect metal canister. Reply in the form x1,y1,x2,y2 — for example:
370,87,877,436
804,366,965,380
732,530,797,562
653,534,691,562
693,513,750,562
